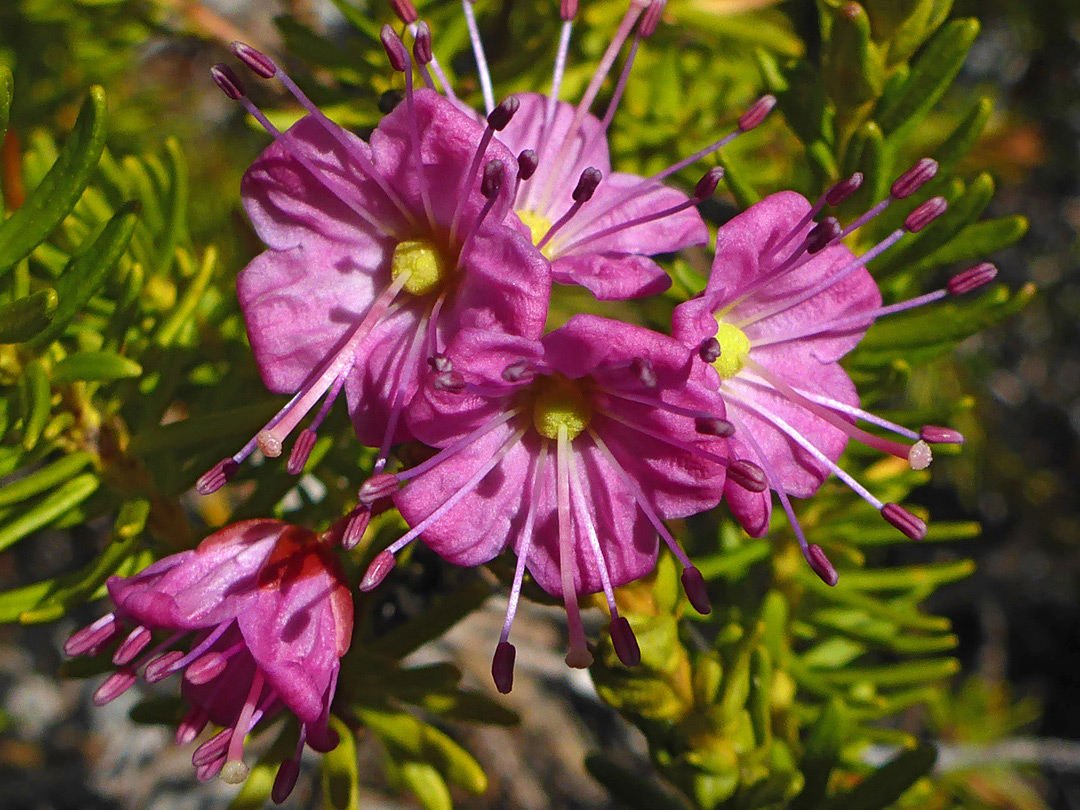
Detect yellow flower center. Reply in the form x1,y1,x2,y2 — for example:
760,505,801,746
712,320,752,379
390,238,452,296
531,373,592,440
517,209,553,251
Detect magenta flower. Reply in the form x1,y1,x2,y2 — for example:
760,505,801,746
198,41,549,492
354,315,765,691
670,160,997,583
65,520,353,802
388,0,775,301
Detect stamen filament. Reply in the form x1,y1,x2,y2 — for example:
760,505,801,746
784,387,921,441
598,386,722,422
396,409,524,487
500,442,550,645
462,0,495,114
567,445,619,617
375,311,432,472
557,427,593,668
386,427,527,556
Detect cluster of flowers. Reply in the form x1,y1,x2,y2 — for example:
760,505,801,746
66,0,995,799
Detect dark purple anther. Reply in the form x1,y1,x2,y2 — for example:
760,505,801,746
231,41,278,78
680,566,711,615
699,337,721,363
65,615,119,657
825,172,863,206
517,150,539,182
272,761,301,805
904,196,947,233
342,506,371,550
428,353,452,373
728,459,767,492
144,651,184,684
487,96,520,131
947,262,997,295
210,64,245,101
359,550,397,592
572,167,603,202
639,0,665,38
921,425,965,445
560,0,578,20
286,428,317,475
738,95,777,132
695,417,735,437
807,216,841,254
192,729,232,767
185,652,227,685
93,670,137,706
380,24,410,73
358,472,399,506
482,160,504,199
492,641,516,694
413,21,433,65
881,503,928,541
630,356,657,388
434,370,466,392
111,626,151,666
807,544,838,586
609,617,641,667
196,457,239,495
694,167,724,200
389,0,419,24
890,158,938,199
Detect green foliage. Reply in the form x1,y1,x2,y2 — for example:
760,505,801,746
0,0,1037,809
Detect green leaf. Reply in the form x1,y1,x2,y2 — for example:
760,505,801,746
153,138,188,274
19,359,52,451
790,698,850,810
0,451,94,507
905,215,1028,275
585,754,689,810
823,2,885,112
28,202,139,348
877,19,980,145
51,351,142,383
0,63,11,145
0,289,58,344
322,716,360,810
0,87,109,276
398,761,451,810
934,96,993,173
820,745,937,810
0,472,99,553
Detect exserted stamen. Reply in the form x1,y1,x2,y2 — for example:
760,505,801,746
230,43,417,226
220,670,265,784
734,197,948,331
211,64,401,237
412,21,436,89
835,158,939,242
882,502,928,540
111,625,152,666
921,425,964,445
287,372,347,475
374,312,433,473
567,446,638,666
381,25,436,228
66,614,120,657
556,425,593,669
449,98,519,245
176,707,209,746
555,94,776,241
458,159,506,265
597,385,731,428
538,0,578,151
586,427,712,613
146,622,231,684
770,172,863,258
536,167,602,250
742,360,920,465
462,0,496,114
556,167,723,253
494,443,549,693
359,427,528,591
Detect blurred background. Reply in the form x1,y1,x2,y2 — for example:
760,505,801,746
0,0,1078,808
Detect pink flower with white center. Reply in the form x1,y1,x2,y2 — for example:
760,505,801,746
388,0,774,300
197,38,549,493
354,315,767,691
670,159,998,583
65,520,353,802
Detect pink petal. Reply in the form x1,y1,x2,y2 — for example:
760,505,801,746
552,252,671,301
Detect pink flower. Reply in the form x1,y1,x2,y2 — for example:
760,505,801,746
198,41,549,493
355,315,765,691
389,0,767,301
670,161,996,583
65,520,353,802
